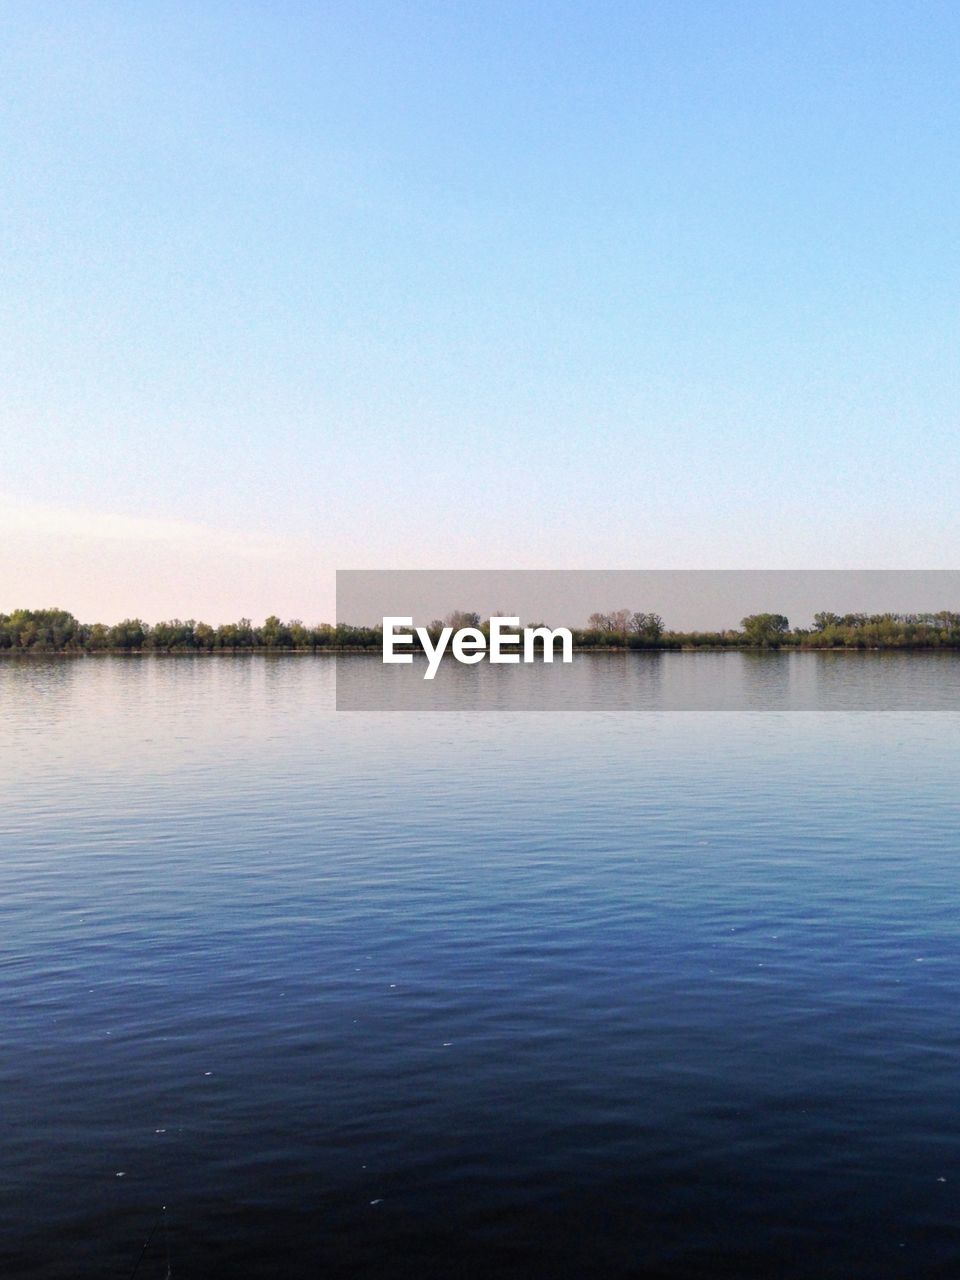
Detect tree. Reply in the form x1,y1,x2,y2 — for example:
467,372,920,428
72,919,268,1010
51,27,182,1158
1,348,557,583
194,622,216,651
741,614,790,647
609,609,632,638
630,611,664,641
444,610,481,630
108,618,147,650
262,615,291,648
86,623,110,651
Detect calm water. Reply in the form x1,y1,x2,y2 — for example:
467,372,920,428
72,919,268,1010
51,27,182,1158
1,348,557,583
3,655,960,1278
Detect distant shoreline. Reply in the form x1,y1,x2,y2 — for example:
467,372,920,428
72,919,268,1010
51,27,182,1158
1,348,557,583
6,646,960,658
6,608,960,655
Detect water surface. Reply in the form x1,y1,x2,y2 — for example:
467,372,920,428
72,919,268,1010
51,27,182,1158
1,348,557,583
2,656,960,1278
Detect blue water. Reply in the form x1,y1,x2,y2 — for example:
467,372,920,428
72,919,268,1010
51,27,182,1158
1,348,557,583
2,656,960,1277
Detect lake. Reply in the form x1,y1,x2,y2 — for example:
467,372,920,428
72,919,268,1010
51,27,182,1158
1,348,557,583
3,654,960,1277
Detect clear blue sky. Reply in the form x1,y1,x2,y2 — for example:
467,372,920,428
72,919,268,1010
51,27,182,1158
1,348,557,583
2,1,959,621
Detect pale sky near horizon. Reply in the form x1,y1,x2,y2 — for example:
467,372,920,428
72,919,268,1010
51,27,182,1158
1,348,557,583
3,2,960,624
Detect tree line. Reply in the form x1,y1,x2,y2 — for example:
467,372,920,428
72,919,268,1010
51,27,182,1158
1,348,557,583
582,609,960,649
3,607,960,653
583,609,960,649
0,609,378,653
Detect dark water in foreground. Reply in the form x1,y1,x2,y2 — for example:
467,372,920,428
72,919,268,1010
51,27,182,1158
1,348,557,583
3,655,960,1278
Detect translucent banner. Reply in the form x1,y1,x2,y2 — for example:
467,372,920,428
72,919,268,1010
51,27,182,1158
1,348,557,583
335,570,960,710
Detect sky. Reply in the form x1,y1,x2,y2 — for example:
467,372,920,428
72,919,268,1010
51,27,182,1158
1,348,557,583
340,571,960,632
2,1,959,623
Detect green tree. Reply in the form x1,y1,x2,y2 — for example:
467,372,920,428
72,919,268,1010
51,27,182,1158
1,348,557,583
741,613,790,647
108,619,147,650
262,615,291,648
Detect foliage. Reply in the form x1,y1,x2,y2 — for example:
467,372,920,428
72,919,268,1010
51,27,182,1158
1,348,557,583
0,609,374,653
4,607,960,653
740,614,791,648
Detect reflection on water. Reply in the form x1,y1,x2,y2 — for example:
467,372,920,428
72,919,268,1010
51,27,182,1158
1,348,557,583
336,648,960,709
2,656,960,1278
